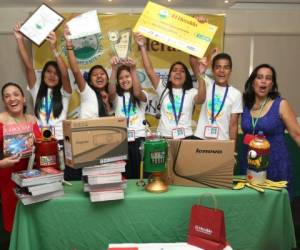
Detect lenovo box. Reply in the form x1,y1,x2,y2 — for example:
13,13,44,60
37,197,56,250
166,140,235,189
63,117,128,168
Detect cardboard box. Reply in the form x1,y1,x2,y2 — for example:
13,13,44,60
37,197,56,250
166,140,235,189
63,117,128,168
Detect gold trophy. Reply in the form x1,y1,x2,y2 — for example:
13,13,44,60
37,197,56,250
108,28,132,59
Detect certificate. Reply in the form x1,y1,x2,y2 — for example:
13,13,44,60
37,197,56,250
133,1,218,58
20,4,64,46
67,10,101,40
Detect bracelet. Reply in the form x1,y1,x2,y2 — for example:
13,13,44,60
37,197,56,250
139,45,145,48
66,46,73,50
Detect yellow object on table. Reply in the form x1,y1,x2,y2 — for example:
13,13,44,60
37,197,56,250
233,177,287,193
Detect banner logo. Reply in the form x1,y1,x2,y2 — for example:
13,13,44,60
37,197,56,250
61,33,104,65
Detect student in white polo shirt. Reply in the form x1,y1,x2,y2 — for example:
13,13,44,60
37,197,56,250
108,57,148,179
193,53,243,141
134,33,206,139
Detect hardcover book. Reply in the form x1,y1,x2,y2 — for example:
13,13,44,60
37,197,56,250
89,189,124,202
83,179,127,192
14,188,64,205
84,172,123,185
25,181,63,196
11,167,64,187
82,161,126,176
3,122,35,158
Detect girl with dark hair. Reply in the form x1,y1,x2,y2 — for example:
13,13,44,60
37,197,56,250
108,57,148,178
240,64,300,197
14,24,75,179
134,33,205,139
0,83,41,232
14,24,72,141
63,26,112,118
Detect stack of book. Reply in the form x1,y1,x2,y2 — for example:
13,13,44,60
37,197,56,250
12,167,64,205
82,161,127,202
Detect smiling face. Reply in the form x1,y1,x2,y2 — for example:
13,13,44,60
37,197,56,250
43,64,59,88
2,85,25,116
169,63,186,88
118,69,132,91
252,67,273,98
212,59,232,86
90,68,108,89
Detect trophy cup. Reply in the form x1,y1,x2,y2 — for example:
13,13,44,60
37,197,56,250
108,28,132,59
136,121,168,193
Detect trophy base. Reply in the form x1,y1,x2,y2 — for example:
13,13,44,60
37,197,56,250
145,173,168,193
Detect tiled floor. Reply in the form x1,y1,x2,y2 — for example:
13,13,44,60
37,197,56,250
1,199,300,250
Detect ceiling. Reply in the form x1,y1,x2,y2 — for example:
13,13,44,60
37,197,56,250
1,0,300,9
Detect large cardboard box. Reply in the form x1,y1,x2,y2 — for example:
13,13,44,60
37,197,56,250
166,140,235,189
63,117,128,168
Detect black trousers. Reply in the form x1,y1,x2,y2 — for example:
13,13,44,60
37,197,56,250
125,137,145,179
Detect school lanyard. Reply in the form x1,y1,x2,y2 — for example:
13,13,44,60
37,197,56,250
251,98,269,134
45,95,53,125
170,91,185,126
211,83,228,124
122,95,132,126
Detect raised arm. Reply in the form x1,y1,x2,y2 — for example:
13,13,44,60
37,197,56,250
190,56,207,104
126,57,147,102
13,23,36,89
47,31,72,94
63,25,86,92
108,56,119,102
280,100,300,147
134,32,160,89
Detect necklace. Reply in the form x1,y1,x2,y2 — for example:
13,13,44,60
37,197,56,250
252,98,269,112
8,113,26,124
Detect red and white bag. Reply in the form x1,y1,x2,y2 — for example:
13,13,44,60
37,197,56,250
187,194,228,250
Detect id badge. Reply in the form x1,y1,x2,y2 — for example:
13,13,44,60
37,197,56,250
127,130,135,142
243,133,255,145
172,127,185,139
204,125,219,139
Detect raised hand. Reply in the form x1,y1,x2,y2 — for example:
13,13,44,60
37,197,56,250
110,56,121,68
134,32,146,47
198,57,208,75
194,15,208,24
46,31,57,51
13,23,24,41
210,47,221,64
63,25,73,47
124,57,136,69
100,91,110,105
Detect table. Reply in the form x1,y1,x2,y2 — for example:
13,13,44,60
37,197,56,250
9,180,296,250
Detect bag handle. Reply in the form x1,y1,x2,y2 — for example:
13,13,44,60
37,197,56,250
198,192,218,211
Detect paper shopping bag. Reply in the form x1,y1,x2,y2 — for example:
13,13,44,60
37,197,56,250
187,194,227,250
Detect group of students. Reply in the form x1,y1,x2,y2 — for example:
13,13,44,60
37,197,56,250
1,16,300,233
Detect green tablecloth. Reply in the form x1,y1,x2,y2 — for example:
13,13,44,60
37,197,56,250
9,181,296,250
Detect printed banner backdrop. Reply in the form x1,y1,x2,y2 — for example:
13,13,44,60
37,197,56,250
33,13,224,126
